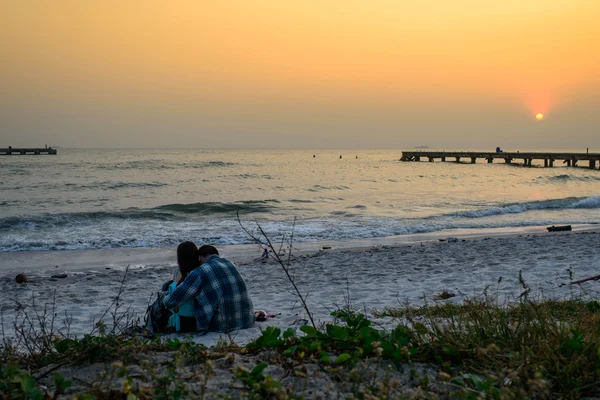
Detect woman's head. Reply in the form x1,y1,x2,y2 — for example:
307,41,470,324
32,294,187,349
177,241,200,278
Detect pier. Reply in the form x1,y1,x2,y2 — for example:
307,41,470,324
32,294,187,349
400,151,600,169
0,147,57,155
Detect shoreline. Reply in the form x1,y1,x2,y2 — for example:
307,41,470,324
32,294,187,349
0,223,597,276
0,226,598,350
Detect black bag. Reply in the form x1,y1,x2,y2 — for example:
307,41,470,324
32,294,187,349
144,291,170,334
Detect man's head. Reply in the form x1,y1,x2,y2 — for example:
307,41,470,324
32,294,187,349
198,245,219,264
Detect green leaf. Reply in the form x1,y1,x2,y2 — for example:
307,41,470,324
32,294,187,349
326,325,350,341
167,338,182,349
283,346,297,356
450,376,465,387
414,322,428,334
31,390,44,400
309,340,321,352
565,339,581,353
53,338,77,354
54,372,72,390
251,363,268,378
359,326,379,340
283,328,295,339
443,346,458,357
335,353,352,364
266,327,281,338
300,325,317,337
463,373,484,389
319,350,331,363
21,376,36,393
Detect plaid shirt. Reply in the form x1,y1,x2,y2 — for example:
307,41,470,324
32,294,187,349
162,255,254,333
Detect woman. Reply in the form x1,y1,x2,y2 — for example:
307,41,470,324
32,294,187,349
165,241,200,333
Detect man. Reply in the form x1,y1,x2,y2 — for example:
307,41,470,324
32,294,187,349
162,245,255,333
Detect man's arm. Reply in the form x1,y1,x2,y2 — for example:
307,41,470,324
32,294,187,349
162,271,203,309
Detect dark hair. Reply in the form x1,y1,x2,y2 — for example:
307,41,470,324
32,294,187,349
177,241,200,279
197,245,219,257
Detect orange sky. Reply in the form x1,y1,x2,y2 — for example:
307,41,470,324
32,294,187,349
1,1,599,148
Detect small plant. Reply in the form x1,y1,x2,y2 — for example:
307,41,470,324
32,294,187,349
0,365,44,400
235,363,292,400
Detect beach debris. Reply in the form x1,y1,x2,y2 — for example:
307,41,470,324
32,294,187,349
438,239,446,242
253,310,280,321
447,237,458,243
547,225,572,232
51,273,68,279
322,246,332,250
560,274,600,287
254,310,268,321
15,273,28,284
434,290,456,300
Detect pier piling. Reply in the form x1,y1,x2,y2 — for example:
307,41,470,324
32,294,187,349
1,147,57,155
400,151,600,170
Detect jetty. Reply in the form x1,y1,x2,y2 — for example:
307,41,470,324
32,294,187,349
0,147,57,155
400,151,600,169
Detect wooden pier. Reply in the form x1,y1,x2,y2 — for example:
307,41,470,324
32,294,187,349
0,147,57,155
400,151,600,169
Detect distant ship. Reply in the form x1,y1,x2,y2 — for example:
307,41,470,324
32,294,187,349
414,145,429,149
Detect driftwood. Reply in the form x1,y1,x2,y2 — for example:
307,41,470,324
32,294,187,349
562,274,600,286
547,225,572,232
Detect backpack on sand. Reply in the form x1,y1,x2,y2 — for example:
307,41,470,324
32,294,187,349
144,291,170,335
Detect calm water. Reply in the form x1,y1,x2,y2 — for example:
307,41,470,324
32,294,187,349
1,149,598,252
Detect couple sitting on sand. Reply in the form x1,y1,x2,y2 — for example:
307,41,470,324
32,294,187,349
145,241,255,334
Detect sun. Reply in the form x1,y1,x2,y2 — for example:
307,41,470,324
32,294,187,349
536,113,544,120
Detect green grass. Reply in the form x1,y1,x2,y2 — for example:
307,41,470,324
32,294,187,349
4,297,600,398
372,297,600,397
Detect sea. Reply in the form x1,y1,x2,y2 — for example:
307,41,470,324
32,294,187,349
1,148,598,253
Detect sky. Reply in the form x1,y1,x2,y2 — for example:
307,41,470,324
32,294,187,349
1,1,599,149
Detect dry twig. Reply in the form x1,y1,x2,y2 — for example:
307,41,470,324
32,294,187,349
237,212,316,328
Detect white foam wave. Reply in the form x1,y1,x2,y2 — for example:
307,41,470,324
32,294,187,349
451,196,600,218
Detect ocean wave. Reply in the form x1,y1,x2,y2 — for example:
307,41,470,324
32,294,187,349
536,174,600,183
95,160,237,170
153,200,280,214
1,214,598,252
447,196,600,219
307,185,350,192
0,200,280,231
66,181,168,190
1,181,168,192
1,195,599,252
0,211,176,230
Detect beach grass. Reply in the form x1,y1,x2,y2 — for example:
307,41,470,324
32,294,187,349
3,292,600,399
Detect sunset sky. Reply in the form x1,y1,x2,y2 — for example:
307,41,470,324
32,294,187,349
1,1,599,149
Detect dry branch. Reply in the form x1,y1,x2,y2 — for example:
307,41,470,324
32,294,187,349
237,212,316,328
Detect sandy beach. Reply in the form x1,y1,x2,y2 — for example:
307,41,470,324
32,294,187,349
1,226,598,348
